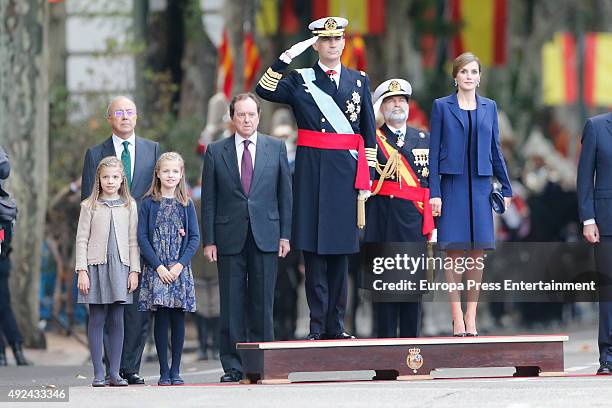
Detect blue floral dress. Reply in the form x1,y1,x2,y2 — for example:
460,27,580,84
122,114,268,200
139,198,196,312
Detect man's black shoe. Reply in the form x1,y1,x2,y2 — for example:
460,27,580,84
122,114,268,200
330,332,355,340
306,333,323,340
121,373,145,385
220,370,242,382
597,361,612,375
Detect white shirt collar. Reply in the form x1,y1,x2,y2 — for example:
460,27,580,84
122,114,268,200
318,61,341,78
235,131,257,148
386,123,407,136
112,132,136,147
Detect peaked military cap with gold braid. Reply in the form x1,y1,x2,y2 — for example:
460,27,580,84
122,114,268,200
373,79,412,105
308,17,348,37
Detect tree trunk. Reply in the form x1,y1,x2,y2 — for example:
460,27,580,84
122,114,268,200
0,0,49,348
226,0,254,94
178,0,218,120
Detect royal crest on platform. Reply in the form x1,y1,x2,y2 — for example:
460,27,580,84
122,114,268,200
406,347,424,372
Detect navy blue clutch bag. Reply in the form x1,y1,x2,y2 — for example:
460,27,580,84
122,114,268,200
490,185,505,214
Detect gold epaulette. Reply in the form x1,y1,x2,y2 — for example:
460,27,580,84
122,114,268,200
258,68,282,91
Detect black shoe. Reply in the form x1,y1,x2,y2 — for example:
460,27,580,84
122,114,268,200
330,332,355,340
0,350,7,366
91,379,106,387
121,373,145,385
10,343,30,366
597,361,612,375
171,375,185,385
220,370,242,382
306,333,323,340
452,321,466,337
109,377,128,387
465,332,479,337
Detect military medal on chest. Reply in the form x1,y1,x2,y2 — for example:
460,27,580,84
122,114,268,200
412,148,429,178
346,91,361,122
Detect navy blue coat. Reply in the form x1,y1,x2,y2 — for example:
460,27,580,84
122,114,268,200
577,113,612,235
201,133,292,255
429,93,512,199
364,125,430,242
256,59,377,254
138,196,200,270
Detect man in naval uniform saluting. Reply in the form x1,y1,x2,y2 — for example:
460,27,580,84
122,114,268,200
256,16,377,340
364,79,435,338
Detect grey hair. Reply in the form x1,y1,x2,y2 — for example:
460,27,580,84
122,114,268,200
106,95,137,117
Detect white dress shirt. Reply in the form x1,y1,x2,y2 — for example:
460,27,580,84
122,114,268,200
318,60,341,88
235,132,257,177
112,133,135,177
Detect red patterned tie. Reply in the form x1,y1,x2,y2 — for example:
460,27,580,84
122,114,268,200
241,139,253,195
325,69,337,85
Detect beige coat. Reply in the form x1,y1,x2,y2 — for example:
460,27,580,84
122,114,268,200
75,200,140,272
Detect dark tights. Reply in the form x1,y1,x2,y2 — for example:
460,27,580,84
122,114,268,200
154,307,185,379
89,304,124,381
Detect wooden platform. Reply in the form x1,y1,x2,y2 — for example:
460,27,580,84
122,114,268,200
237,335,568,384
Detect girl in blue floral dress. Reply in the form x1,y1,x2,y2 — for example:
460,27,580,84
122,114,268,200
138,152,200,386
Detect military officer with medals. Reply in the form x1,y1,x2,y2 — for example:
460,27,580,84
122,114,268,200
256,16,377,340
365,79,434,338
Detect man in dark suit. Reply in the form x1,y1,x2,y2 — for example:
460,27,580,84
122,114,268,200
365,79,434,339
256,16,376,341
201,93,292,382
577,112,612,375
81,96,160,384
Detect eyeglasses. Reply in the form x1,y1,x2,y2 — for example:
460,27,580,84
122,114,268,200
112,109,137,118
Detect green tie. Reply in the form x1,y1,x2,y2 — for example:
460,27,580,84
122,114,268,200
121,140,132,190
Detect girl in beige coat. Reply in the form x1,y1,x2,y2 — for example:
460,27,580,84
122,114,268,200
75,157,139,387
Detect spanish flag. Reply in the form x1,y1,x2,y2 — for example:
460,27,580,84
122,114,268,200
341,32,367,71
450,0,507,66
244,32,261,91
312,0,385,35
541,32,577,106
217,30,233,99
584,32,612,107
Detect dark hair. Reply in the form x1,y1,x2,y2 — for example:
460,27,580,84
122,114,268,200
452,52,481,78
229,93,261,118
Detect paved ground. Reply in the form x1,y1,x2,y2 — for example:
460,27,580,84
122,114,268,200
0,324,610,407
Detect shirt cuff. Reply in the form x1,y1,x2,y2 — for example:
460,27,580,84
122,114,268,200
280,238,290,242
584,219,596,226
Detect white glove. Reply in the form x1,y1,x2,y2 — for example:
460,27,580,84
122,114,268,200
280,36,319,64
358,189,371,200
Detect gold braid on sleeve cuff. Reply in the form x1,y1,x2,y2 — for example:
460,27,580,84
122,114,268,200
365,147,378,167
258,68,282,91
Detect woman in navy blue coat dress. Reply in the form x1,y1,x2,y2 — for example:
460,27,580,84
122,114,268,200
429,53,512,336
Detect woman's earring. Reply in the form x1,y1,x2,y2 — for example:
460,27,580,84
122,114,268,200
477,81,480,87
454,79,458,87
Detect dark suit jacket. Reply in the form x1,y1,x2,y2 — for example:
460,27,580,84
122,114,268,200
201,133,292,255
577,113,612,235
81,136,160,202
429,93,512,198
